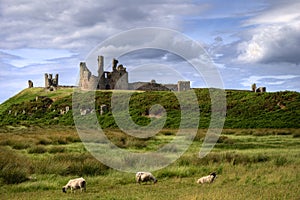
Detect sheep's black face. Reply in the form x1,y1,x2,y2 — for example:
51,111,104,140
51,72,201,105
62,187,66,193
211,172,216,177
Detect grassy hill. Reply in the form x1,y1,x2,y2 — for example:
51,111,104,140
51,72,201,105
0,88,299,199
0,87,299,128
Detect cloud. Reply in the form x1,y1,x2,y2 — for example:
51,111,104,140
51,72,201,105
236,21,300,64
241,75,299,88
0,0,208,51
0,48,76,67
243,0,300,25
0,0,213,103
1,0,300,103
235,1,300,64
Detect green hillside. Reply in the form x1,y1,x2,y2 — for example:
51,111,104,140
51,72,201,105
0,87,299,128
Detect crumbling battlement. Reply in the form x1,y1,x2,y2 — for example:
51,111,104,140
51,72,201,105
45,73,59,91
79,55,190,92
79,56,128,90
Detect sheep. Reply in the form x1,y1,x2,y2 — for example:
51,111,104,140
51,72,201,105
197,172,217,184
136,172,157,184
62,177,86,193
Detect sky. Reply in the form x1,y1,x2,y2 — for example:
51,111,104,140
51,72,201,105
0,0,300,103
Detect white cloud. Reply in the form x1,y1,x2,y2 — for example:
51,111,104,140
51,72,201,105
0,48,75,67
236,21,300,64
243,1,300,25
241,75,299,87
0,0,208,50
1,0,300,103
235,1,300,64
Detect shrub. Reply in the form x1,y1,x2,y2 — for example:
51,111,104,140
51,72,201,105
292,132,300,138
274,156,288,166
66,136,81,143
126,138,147,149
0,147,30,184
194,152,270,166
160,130,175,136
48,146,65,154
37,138,52,145
156,166,197,178
178,158,190,166
11,142,31,150
58,156,109,176
28,145,47,154
0,140,31,149
252,154,270,163
0,164,29,184
237,130,254,135
193,130,205,142
276,131,292,135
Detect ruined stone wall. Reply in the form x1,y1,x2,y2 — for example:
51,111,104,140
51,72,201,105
110,64,128,90
129,82,147,90
130,82,170,91
45,73,59,89
79,55,190,92
79,56,129,90
28,80,33,88
88,75,99,90
178,81,190,91
163,84,178,91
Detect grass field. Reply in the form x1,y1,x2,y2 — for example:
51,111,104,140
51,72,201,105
0,127,299,199
1,88,299,129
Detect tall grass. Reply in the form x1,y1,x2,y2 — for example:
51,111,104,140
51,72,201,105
0,127,299,199
0,147,30,184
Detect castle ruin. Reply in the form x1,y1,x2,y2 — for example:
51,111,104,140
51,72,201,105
79,55,190,91
45,73,59,90
79,56,128,90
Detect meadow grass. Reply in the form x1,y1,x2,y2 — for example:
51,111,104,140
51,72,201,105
0,87,74,115
0,127,299,199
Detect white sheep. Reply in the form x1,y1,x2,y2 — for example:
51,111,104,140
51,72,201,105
197,172,217,184
136,172,157,184
62,177,86,193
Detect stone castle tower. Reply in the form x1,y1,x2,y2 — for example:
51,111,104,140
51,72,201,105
45,73,59,90
178,81,190,91
79,55,129,90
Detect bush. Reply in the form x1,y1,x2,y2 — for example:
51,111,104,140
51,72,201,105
37,138,52,145
48,146,65,153
0,147,30,184
276,131,292,135
194,152,269,166
28,145,47,154
0,139,31,149
11,142,31,150
274,156,288,166
66,136,81,143
0,164,28,184
292,132,300,138
58,157,109,176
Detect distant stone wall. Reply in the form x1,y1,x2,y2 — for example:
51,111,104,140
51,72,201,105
163,84,178,91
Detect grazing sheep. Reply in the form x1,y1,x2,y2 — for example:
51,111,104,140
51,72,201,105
62,177,86,193
197,172,217,184
136,172,157,184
